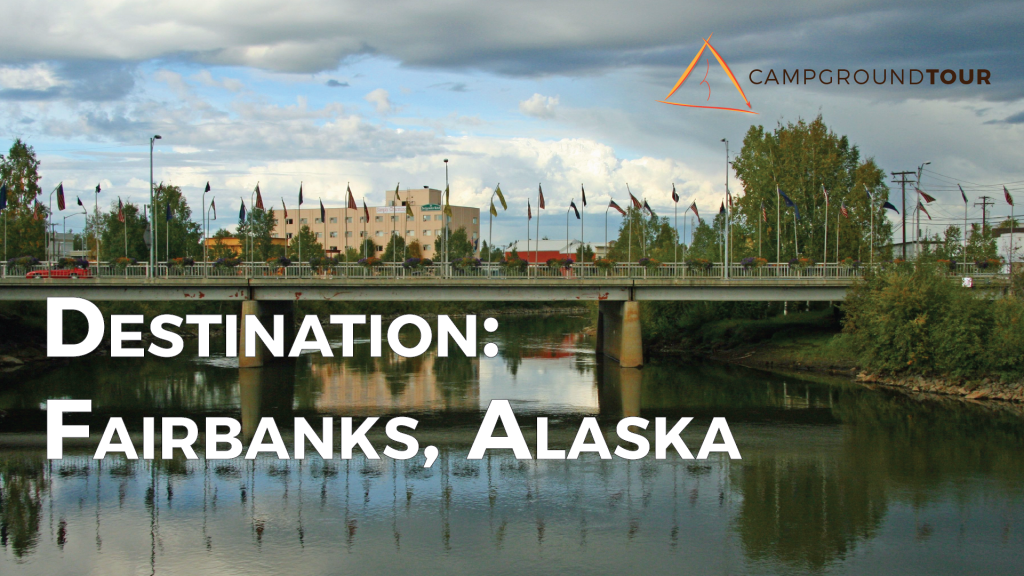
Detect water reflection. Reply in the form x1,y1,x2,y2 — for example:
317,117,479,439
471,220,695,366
1,316,1023,574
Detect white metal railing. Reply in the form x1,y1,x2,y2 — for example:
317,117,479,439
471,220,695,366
0,260,1013,280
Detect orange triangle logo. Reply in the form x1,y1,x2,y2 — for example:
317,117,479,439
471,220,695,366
659,34,757,114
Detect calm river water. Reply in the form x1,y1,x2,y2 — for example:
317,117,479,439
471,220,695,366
1,315,1022,575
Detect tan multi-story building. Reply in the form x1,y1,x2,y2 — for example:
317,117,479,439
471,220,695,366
270,187,480,259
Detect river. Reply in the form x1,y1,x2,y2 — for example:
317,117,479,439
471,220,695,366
1,314,1022,575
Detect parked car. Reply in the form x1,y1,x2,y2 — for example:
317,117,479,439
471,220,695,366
25,268,92,279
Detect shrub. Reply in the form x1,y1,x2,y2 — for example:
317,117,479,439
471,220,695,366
114,257,138,269
685,258,712,272
456,256,482,269
357,256,382,267
594,258,616,270
741,256,767,269
8,256,40,268
402,257,422,269
840,257,860,269
638,257,660,270
214,257,240,268
56,257,77,269
268,256,291,267
842,262,1024,377
501,256,527,272
74,258,90,269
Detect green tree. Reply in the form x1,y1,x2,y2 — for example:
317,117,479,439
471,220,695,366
383,234,407,262
435,226,475,261
287,224,324,263
574,242,595,262
966,222,998,261
0,139,47,260
607,208,677,262
731,115,892,263
98,199,149,261
208,228,238,260
152,183,202,260
236,207,279,261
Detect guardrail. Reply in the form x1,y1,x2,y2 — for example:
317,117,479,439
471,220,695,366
0,261,1013,280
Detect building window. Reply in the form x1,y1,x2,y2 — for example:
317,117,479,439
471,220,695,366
472,232,478,239
424,230,432,236
315,218,322,224
407,230,415,236
286,218,294,225
376,245,383,252
375,216,383,222
346,217,353,223
422,215,430,221
316,232,323,238
271,233,279,238
390,215,398,222
472,217,478,224
424,244,432,251
360,217,366,223
300,218,307,224
286,233,293,239
434,215,442,221
330,231,338,238
375,230,383,237
345,231,352,237
330,246,337,251
360,231,366,237
330,217,338,224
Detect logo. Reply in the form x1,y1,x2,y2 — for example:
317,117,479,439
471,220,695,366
660,34,756,115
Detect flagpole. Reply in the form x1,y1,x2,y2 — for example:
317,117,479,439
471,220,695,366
793,210,799,258
566,204,570,258
674,197,678,267
836,210,840,263
870,187,874,267
536,185,541,267
527,201,531,276
488,191,493,267
202,184,208,266
758,207,762,259
776,187,781,264
823,188,828,264
344,185,349,263
605,205,609,259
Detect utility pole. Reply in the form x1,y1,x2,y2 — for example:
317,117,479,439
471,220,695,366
891,171,915,259
975,195,995,234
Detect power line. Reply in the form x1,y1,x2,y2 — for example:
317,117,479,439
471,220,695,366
975,196,995,229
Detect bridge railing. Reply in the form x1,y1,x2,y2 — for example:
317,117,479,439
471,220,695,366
1,260,1013,280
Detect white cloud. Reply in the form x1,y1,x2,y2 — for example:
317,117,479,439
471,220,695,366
519,93,559,119
191,70,244,92
364,88,392,113
0,63,63,90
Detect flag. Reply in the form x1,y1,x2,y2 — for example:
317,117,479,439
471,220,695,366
77,196,84,208
239,199,247,222
761,200,768,223
320,199,326,223
864,186,872,199
570,200,580,219
726,190,732,209
840,202,849,219
281,198,287,218
489,201,498,217
443,185,453,217
823,186,830,204
204,182,211,194
362,199,369,222
96,183,102,194
528,199,532,220
882,201,899,214
688,201,699,219
917,201,931,220
959,184,968,204
581,185,587,207
0,183,7,211
916,187,936,204
255,183,264,210
643,199,654,216
671,183,679,203
719,202,725,215
406,201,414,218
1005,186,1015,207
609,199,625,216
347,185,357,210
495,184,507,210
778,187,800,220
166,202,172,222
210,199,217,220
474,238,479,250
118,197,125,223
394,183,401,207
298,183,304,206
56,183,65,211
628,189,641,209
538,184,545,209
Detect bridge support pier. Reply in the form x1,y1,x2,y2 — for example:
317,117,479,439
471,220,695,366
239,300,296,369
596,300,643,368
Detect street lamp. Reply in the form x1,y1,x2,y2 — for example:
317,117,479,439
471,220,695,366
916,161,931,247
444,158,449,274
149,135,162,277
721,138,730,279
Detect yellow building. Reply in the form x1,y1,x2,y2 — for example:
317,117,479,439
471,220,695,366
271,187,480,258
202,236,287,256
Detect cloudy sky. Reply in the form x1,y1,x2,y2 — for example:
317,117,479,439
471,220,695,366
1,0,1021,244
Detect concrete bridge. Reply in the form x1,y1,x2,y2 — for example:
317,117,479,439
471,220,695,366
1,261,1006,370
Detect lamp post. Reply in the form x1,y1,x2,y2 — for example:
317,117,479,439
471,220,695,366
444,159,449,276
149,135,162,277
721,138,730,279
916,161,930,251
93,184,101,264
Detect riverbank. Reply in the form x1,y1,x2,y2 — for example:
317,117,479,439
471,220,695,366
696,326,1024,405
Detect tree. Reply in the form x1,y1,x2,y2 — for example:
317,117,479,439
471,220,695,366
731,115,892,263
0,139,47,260
435,226,474,261
287,224,324,263
607,208,672,262
236,207,280,261
574,243,595,262
966,223,998,261
208,229,238,260
383,234,407,262
98,199,149,261
152,183,202,260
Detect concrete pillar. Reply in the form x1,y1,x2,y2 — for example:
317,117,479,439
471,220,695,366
239,363,296,443
597,300,643,368
239,300,296,368
596,361,642,418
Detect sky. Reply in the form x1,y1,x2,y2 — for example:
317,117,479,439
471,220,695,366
0,0,1021,245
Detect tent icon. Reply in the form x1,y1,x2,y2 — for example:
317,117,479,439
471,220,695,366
659,34,757,114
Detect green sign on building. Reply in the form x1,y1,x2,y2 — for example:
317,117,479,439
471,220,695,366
421,204,441,211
